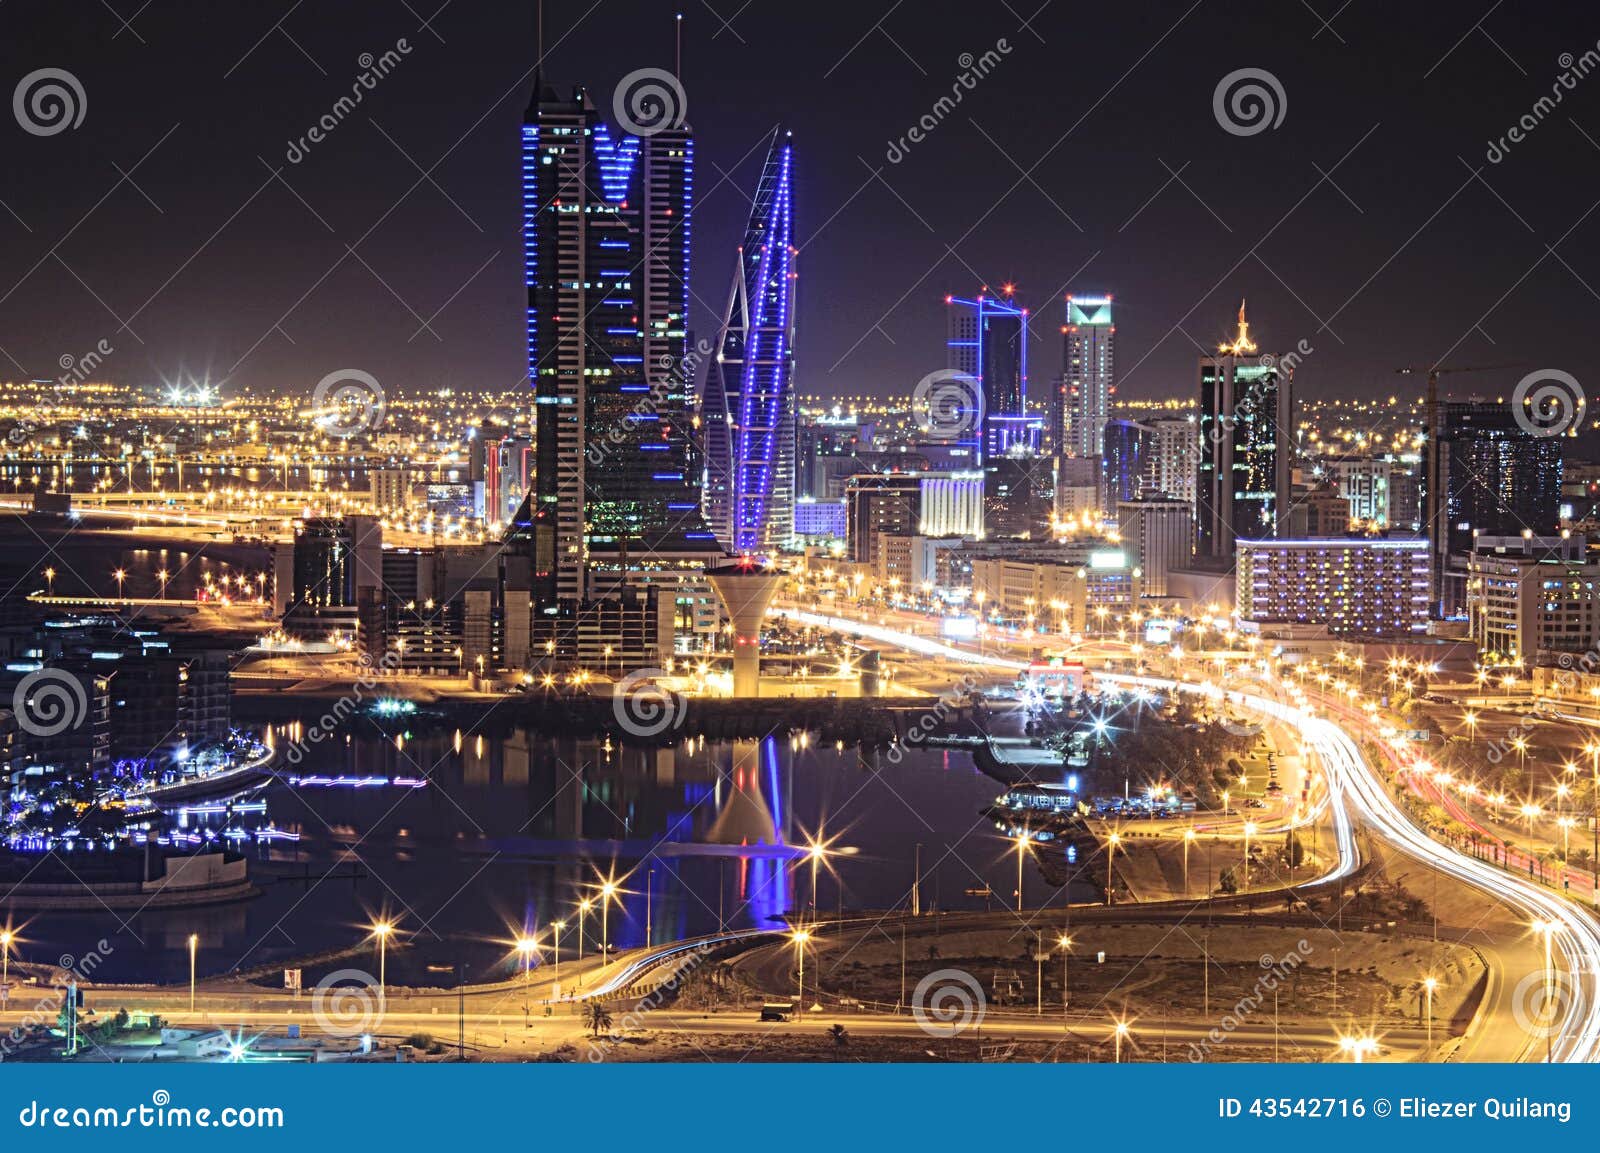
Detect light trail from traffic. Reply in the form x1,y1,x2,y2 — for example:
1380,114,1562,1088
791,607,1600,1061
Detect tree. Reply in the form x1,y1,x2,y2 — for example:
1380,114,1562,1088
585,1001,614,1038
1283,830,1304,869
828,1023,850,1059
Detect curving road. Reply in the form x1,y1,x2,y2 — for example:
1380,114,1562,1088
788,608,1600,1063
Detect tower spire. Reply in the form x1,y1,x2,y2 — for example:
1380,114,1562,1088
1218,297,1257,355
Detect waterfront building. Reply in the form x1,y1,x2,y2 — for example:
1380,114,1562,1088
702,129,798,555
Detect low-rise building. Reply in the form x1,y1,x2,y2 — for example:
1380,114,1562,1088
1236,537,1429,637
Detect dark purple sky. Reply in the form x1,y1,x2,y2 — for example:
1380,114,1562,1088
1,0,1597,404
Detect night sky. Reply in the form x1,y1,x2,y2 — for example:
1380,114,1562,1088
1,0,1598,404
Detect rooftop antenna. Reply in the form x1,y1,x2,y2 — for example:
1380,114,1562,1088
537,0,544,63
675,12,683,77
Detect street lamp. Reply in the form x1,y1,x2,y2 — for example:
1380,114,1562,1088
516,935,538,1024
1014,829,1034,912
1112,1017,1130,1063
1422,975,1438,1054
1243,821,1257,891
1182,828,1196,896
0,930,13,1006
1105,831,1122,906
371,920,394,994
594,878,623,971
1057,933,1073,1020
791,926,812,1008
113,567,127,602
551,921,565,987
188,933,198,1013
576,897,593,962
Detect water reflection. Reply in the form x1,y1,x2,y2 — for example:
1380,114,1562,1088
14,721,1039,985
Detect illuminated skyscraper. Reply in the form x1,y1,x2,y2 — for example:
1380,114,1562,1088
1195,302,1292,562
1059,294,1115,459
522,74,711,600
701,128,797,554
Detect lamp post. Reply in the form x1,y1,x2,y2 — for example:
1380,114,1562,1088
791,927,811,1008
1242,821,1257,891
0,930,11,1007
1113,1018,1130,1063
516,935,537,1024
576,898,592,962
1057,934,1073,1020
188,933,198,1013
372,920,393,995
551,921,564,988
1015,829,1033,912
598,880,620,971
1105,831,1121,906
1423,976,1437,1054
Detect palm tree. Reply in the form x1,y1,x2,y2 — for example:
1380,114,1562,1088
585,1001,614,1038
828,1023,849,1059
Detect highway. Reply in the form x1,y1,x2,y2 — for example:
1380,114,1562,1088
783,606,1600,1063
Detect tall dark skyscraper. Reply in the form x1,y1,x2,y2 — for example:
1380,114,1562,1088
701,128,797,555
947,292,1033,537
1195,302,1292,562
1101,418,1154,507
1428,399,1563,615
522,75,711,602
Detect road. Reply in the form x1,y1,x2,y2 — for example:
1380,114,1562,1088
788,606,1600,1063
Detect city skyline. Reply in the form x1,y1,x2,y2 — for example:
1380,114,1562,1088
0,1,1596,408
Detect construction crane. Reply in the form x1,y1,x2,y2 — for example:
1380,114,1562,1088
1395,363,1531,619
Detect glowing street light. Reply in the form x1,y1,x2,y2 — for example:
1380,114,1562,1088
516,935,539,1023
575,897,593,963
113,568,127,602
551,920,565,987
790,925,812,1008
371,919,394,993
1057,933,1073,1018
1422,975,1438,1053
1014,829,1034,912
188,933,198,1013
1106,831,1122,906
0,929,14,1006
1112,1016,1131,1063
1243,821,1258,891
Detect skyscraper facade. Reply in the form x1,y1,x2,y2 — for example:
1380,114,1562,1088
1430,400,1563,615
946,292,1027,458
522,77,710,601
1195,303,1292,562
701,128,797,555
1061,294,1115,459
947,292,1035,537
1101,418,1154,507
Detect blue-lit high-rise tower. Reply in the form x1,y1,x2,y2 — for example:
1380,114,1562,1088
522,74,712,601
701,128,797,555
